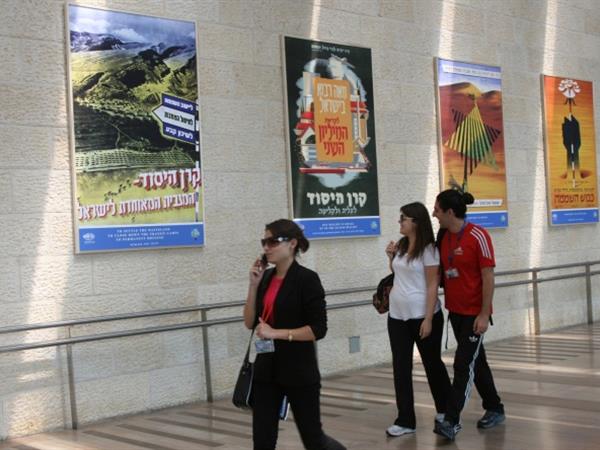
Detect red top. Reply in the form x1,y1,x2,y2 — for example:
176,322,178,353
261,276,284,325
439,222,495,315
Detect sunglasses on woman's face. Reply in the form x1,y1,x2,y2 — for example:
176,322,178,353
399,214,414,222
260,236,291,248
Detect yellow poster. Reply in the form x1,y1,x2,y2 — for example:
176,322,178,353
542,76,598,225
435,58,508,228
313,78,353,163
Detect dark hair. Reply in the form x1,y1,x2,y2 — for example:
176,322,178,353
397,202,435,262
265,219,309,255
435,189,475,219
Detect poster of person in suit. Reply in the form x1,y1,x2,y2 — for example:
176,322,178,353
283,36,380,239
66,4,205,252
542,76,598,225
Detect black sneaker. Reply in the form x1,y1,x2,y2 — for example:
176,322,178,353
433,420,461,441
477,410,505,429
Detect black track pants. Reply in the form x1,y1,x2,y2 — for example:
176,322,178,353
445,312,504,425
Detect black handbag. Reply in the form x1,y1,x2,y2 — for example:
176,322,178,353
372,273,394,314
232,330,254,409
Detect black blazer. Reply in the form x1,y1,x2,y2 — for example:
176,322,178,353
253,260,327,387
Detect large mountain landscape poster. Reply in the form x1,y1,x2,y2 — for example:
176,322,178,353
542,75,598,225
66,4,204,252
435,58,508,228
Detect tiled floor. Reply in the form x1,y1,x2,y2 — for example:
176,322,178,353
2,322,599,449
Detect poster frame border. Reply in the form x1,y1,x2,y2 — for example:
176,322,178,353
280,34,381,241
433,56,509,228
541,73,599,227
64,2,206,253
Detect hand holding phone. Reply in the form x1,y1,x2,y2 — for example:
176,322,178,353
250,256,266,287
385,240,397,259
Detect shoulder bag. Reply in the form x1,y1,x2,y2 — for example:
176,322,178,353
372,273,394,314
232,329,254,409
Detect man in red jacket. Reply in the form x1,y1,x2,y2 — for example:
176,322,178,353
432,189,505,441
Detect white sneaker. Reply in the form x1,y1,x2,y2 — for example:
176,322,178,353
386,425,416,437
435,413,445,423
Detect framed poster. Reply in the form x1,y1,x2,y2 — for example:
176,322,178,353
66,4,205,253
542,75,598,225
435,58,508,228
282,36,380,239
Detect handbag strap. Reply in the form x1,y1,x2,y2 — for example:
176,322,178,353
244,271,271,363
243,328,255,363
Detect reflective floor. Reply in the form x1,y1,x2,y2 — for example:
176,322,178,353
1,322,599,449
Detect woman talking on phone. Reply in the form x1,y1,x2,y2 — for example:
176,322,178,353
243,219,345,450
384,202,452,437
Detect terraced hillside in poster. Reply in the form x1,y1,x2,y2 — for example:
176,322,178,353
68,5,204,238
71,33,197,165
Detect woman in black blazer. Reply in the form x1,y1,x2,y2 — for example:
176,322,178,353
243,219,345,450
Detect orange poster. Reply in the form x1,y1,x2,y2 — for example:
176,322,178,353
313,78,353,163
542,76,598,225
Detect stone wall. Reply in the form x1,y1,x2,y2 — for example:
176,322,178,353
1,0,599,439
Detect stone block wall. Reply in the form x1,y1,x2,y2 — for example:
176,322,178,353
1,0,599,439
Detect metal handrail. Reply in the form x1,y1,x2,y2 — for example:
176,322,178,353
0,289,373,336
0,275,581,351
2,260,598,337
0,300,379,354
0,260,598,431
0,316,241,353
497,260,600,274
0,302,240,335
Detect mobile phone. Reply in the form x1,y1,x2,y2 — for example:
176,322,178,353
260,253,268,267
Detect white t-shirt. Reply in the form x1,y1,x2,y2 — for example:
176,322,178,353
389,244,441,321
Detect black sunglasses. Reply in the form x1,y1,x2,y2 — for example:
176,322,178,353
400,214,414,222
260,236,291,247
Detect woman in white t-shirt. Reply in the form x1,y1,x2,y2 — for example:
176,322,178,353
383,202,452,437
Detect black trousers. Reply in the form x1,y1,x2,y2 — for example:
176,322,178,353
387,310,452,429
445,312,504,425
252,381,346,450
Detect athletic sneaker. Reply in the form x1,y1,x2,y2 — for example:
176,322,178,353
386,425,416,437
477,410,505,429
435,414,462,429
433,420,461,441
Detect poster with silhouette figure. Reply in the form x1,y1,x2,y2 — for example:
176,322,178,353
435,58,508,228
542,75,598,225
66,5,205,252
283,36,380,239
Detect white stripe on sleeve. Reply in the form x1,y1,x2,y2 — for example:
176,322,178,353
471,227,492,259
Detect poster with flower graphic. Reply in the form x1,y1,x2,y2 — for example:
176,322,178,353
66,5,205,252
435,58,509,228
283,36,380,239
542,76,598,225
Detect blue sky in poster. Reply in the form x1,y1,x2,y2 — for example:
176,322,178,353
69,4,195,46
437,58,502,93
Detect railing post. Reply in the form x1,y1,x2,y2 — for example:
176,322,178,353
65,326,79,429
532,269,541,335
585,264,593,324
200,310,213,402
